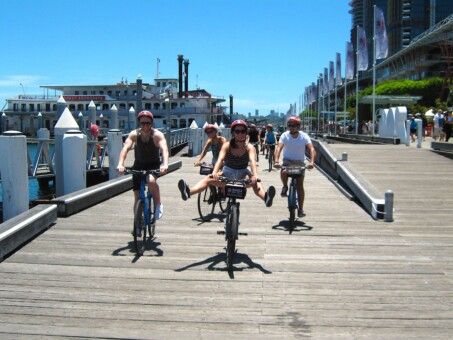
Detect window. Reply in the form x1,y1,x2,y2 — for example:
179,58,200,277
153,103,160,110
145,103,152,110
69,104,76,111
29,104,34,112
83,91,87,95
180,119,187,128
77,104,84,111
75,91,79,95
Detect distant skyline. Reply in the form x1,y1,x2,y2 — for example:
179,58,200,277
0,0,351,116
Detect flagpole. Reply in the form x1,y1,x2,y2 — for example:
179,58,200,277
355,25,359,135
344,77,347,133
372,5,377,136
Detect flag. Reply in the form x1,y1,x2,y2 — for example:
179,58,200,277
329,61,335,91
336,52,342,86
375,7,388,59
345,42,354,79
357,26,368,71
324,68,328,94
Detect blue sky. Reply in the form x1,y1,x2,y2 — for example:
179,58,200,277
0,0,351,116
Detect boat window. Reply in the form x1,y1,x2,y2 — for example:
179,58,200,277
171,119,177,128
153,103,159,110
171,102,177,109
180,119,187,128
52,104,57,111
107,91,112,96
102,104,109,110
83,91,88,95
29,104,34,112
45,103,51,112
77,104,84,111
75,91,79,95
99,91,104,95
21,104,26,112
144,103,151,110
188,118,194,126
69,104,76,111
180,102,185,108
91,91,96,95
119,103,126,109
37,104,41,111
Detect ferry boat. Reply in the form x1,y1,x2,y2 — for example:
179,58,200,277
2,55,227,136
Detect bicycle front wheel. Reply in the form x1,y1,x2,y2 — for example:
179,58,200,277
133,199,147,255
226,204,238,269
148,197,156,238
217,188,227,213
288,185,297,234
268,151,273,172
198,186,215,221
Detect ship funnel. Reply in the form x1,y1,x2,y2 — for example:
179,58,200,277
184,59,189,98
177,55,183,98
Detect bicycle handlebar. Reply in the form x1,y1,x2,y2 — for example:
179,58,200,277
208,175,261,184
124,168,160,177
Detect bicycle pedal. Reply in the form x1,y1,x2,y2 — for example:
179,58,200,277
238,232,248,236
217,231,226,235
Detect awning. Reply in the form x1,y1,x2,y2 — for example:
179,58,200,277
360,95,422,105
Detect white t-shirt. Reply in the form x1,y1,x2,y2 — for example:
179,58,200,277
279,131,312,161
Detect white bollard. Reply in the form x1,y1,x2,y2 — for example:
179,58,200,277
416,119,422,148
110,104,118,130
62,130,87,195
0,131,29,221
108,129,123,180
405,120,411,146
128,107,136,131
88,100,96,125
384,190,394,222
54,108,80,197
1,112,6,133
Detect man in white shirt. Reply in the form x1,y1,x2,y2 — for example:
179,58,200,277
273,116,316,217
433,109,445,141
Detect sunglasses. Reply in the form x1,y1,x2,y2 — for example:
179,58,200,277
140,121,152,126
287,124,299,128
234,129,247,134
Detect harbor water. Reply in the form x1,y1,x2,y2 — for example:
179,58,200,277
0,144,56,203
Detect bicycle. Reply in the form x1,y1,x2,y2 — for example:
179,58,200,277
267,143,276,172
279,165,305,234
125,168,160,255
197,163,226,221
212,175,258,269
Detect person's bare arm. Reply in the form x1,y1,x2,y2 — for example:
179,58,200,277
117,130,137,173
154,130,169,174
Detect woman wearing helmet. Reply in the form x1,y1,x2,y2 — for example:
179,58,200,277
273,116,316,217
178,119,276,207
194,124,227,166
117,110,169,220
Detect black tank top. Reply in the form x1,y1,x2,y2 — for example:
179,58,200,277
133,129,160,169
225,146,249,169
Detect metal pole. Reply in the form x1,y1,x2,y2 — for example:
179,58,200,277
372,5,377,137
165,97,171,154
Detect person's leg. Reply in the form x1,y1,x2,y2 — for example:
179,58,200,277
147,174,160,205
178,176,213,200
280,170,288,196
296,176,305,211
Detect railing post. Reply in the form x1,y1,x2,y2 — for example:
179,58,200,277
54,108,80,197
110,104,118,130
384,190,394,222
405,119,411,146
0,131,29,221
416,119,422,148
108,129,123,180
62,129,87,195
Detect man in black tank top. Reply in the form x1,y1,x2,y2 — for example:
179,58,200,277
117,111,169,220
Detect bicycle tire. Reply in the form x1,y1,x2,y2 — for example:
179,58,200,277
148,197,156,238
133,199,147,255
226,204,238,269
198,186,215,221
288,184,297,234
217,188,227,213
268,150,273,172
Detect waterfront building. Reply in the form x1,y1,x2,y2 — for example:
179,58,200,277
3,55,227,136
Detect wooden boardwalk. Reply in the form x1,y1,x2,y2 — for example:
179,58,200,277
1,143,453,339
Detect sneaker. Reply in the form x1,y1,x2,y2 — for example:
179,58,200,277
265,154,268,159
155,204,163,220
178,179,190,201
298,209,306,217
280,186,288,197
265,186,276,207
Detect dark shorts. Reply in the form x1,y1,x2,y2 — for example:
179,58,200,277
132,162,160,191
